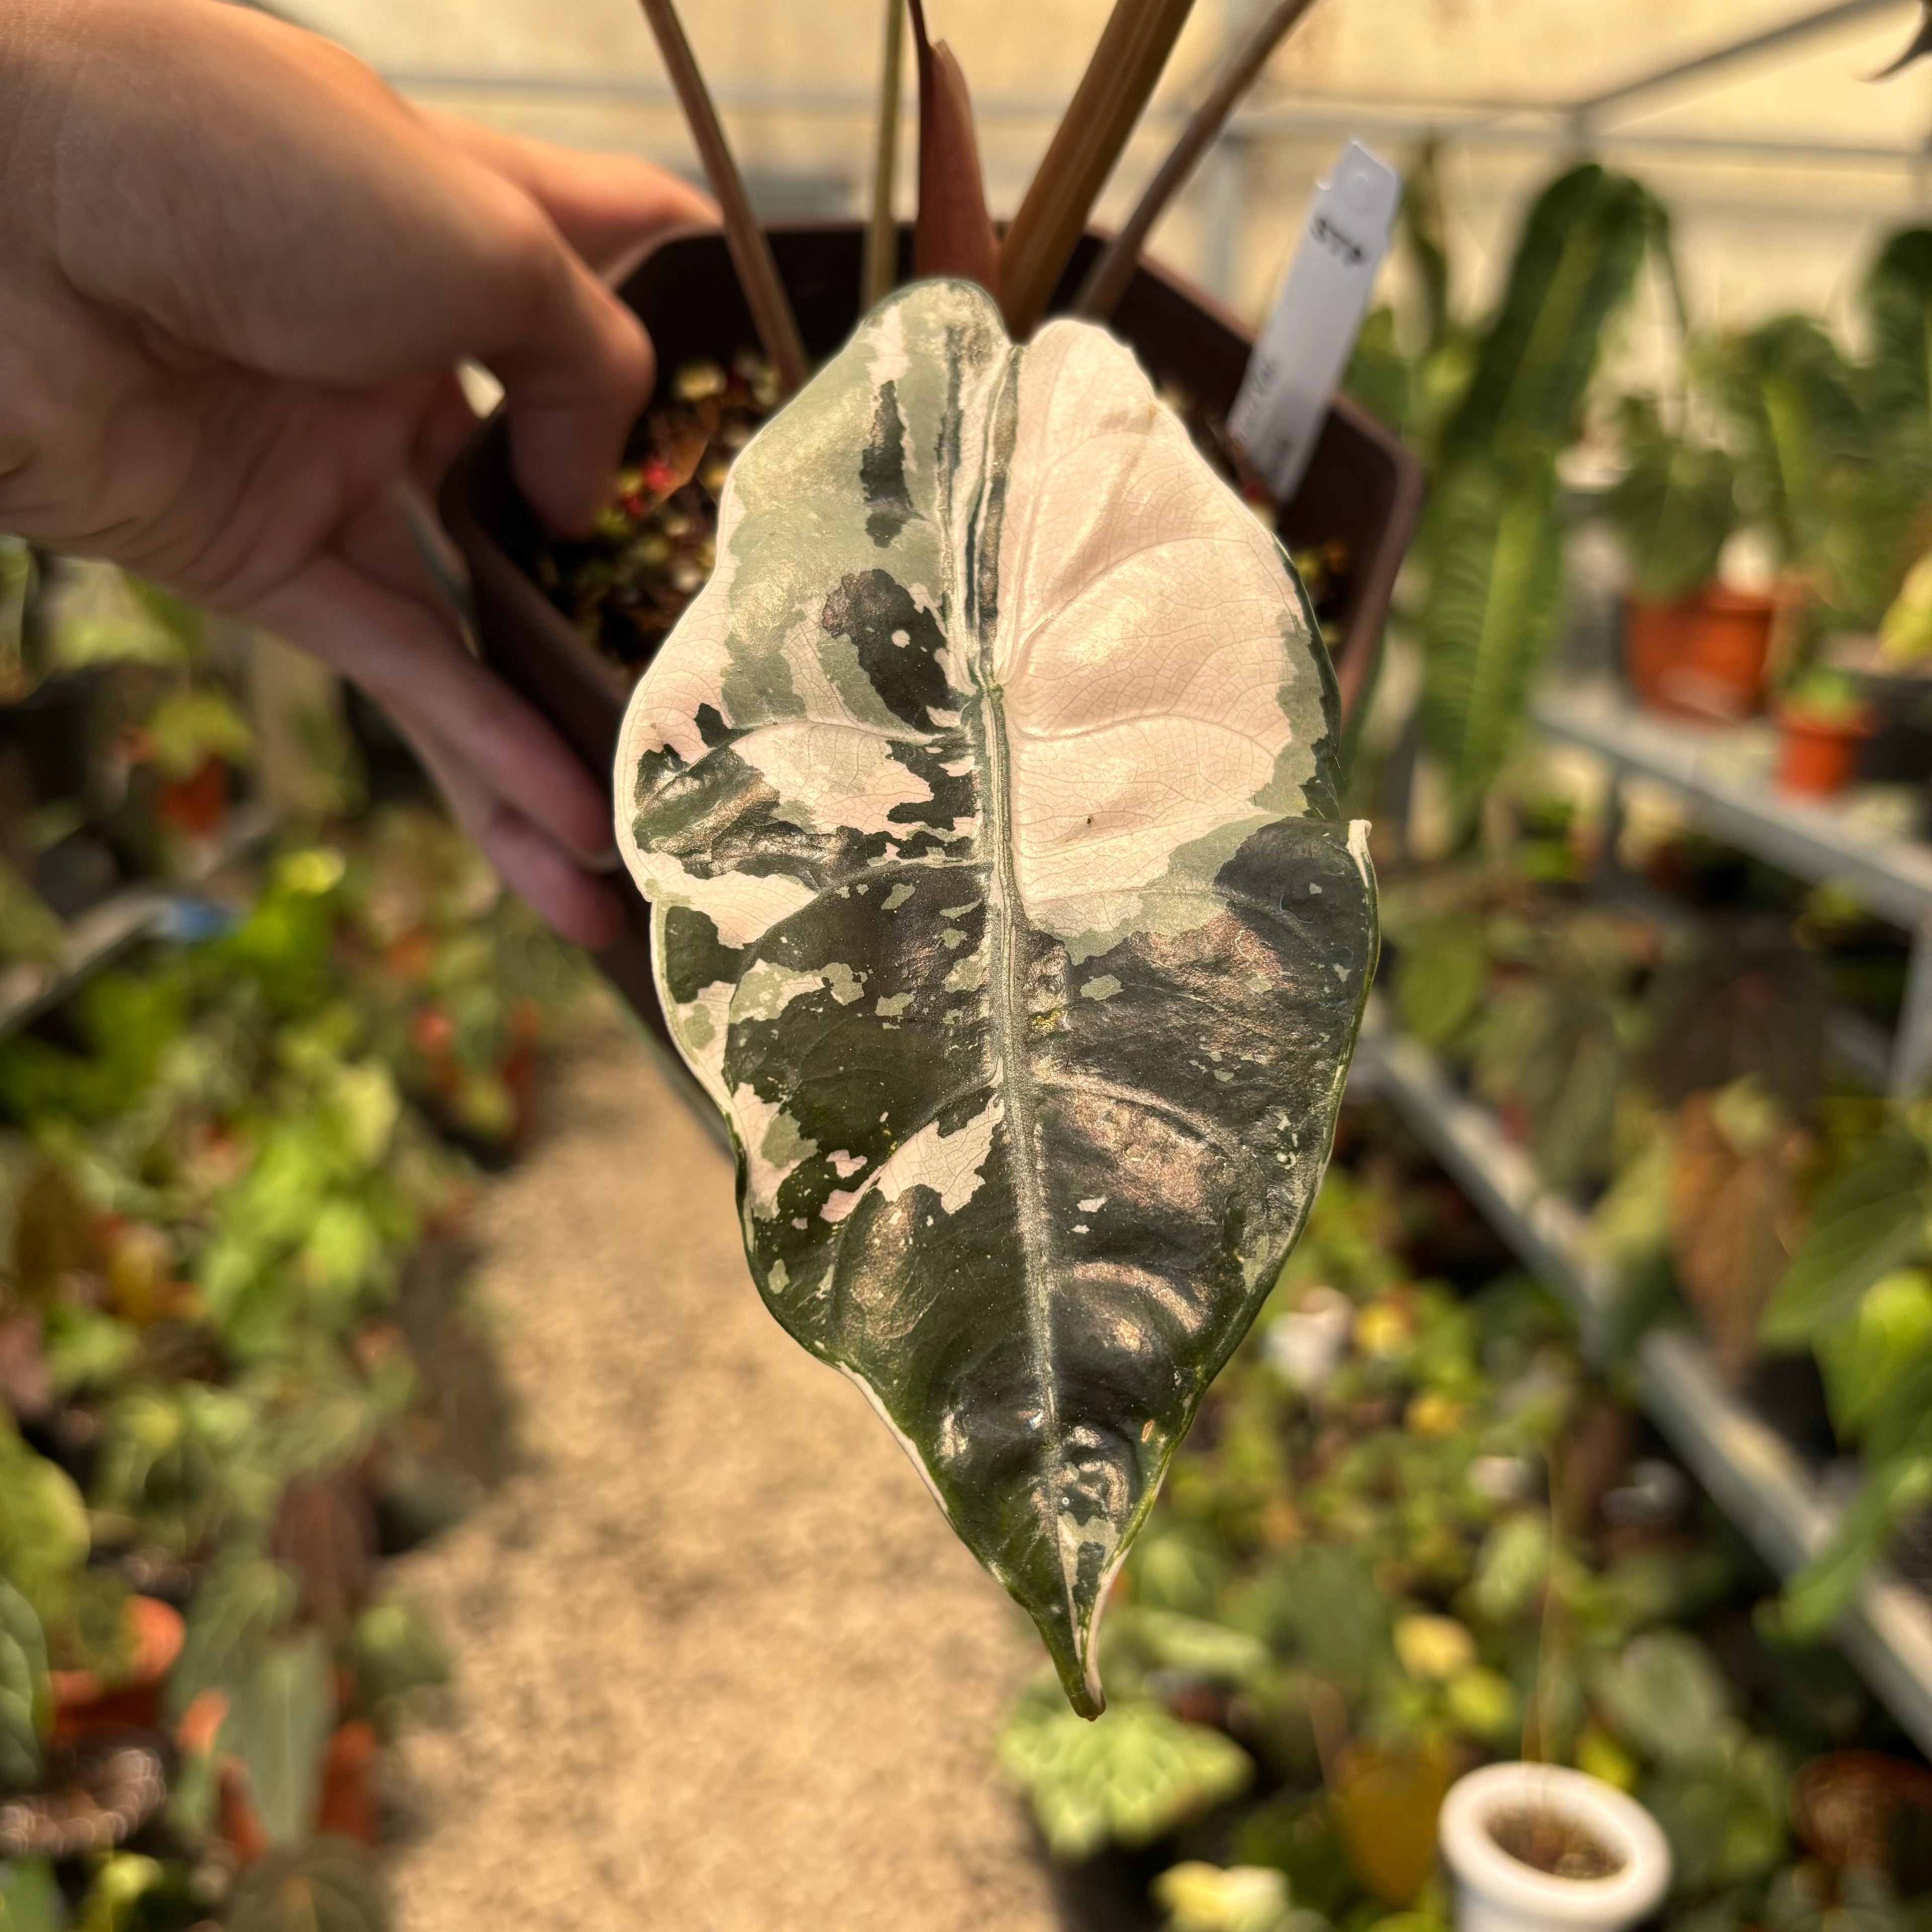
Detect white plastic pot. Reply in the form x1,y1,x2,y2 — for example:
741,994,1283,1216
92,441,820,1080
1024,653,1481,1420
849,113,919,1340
1438,1763,1672,1932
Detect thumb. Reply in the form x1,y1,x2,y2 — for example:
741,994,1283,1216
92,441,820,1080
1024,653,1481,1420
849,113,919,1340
472,203,657,536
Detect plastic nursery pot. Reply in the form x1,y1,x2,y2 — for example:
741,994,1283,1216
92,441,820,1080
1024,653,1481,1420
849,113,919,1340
1820,634,1932,784
0,669,104,817
49,1595,184,1739
1623,585,1777,723
442,221,1425,1062
218,1758,273,1867
1438,1762,1672,1932
1776,704,1872,797
1790,1750,1932,1887
317,1720,381,1847
155,754,231,841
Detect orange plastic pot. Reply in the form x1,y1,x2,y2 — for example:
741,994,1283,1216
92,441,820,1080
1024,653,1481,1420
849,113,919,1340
156,755,231,839
218,1759,272,1866
317,1719,381,1845
1624,586,1777,723
50,1595,184,1739
1777,707,1871,797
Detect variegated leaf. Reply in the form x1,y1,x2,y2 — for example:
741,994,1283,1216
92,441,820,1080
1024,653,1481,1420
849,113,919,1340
616,280,1377,1715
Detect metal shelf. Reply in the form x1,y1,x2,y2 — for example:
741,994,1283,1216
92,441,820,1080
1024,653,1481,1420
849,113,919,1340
1349,1005,1932,1757
1638,1326,1932,1754
1534,681,1932,1093
0,801,279,1043
1352,1011,1616,1347
1536,682,1932,927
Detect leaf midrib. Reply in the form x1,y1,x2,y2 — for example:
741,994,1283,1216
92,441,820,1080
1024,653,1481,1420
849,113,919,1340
965,347,1071,1626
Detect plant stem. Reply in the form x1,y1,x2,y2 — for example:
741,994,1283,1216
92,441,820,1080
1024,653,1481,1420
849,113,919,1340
1075,0,1319,320
634,0,810,396
863,0,909,308
909,0,1001,293
997,0,1200,339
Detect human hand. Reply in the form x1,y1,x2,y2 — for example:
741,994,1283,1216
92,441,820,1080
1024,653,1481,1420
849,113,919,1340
0,0,715,944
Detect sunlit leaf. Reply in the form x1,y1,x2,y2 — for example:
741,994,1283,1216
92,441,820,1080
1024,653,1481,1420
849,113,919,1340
999,1687,1252,1857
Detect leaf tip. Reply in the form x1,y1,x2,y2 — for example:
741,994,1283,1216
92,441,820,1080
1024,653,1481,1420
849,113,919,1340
1039,1613,1108,1719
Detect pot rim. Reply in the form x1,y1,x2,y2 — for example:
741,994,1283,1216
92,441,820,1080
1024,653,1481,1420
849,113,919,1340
1622,583,1779,618
1777,704,1873,738
49,1594,184,1709
440,218,1424,737
1438,1762,1672,1923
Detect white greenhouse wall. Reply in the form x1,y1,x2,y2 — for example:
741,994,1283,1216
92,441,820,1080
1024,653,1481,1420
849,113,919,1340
288,0,1932,355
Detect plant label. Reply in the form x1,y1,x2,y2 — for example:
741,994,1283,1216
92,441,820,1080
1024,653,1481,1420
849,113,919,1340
1229,141,1401,502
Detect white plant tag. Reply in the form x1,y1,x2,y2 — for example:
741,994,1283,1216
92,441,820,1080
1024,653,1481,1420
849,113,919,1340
1228,141,1402,503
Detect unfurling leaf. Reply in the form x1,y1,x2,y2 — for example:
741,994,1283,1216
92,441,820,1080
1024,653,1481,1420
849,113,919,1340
617,278,1377,1714
909,0,999,294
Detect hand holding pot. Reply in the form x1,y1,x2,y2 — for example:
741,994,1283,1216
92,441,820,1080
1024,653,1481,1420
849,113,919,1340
0,0,714,943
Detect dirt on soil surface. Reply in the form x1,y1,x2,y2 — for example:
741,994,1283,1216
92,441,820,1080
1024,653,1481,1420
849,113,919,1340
386,1011,1062,1932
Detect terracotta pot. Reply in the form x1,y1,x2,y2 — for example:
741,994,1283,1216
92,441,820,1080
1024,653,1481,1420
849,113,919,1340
316,1720,380,1846
218,1758,272,1867
50,1595,184,1739
1777,706,1871,797
442,222,1424,1059
1624,586,1777,723
156,754,230,840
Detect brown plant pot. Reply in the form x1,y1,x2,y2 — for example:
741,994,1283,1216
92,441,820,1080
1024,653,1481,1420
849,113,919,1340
218,1758,272,1867
442,222,1424,1063
1777,707,1871,797
50,1595,184,1740
155,755,231,841
1791,1750,1932,1884
1624,586,1777,723
316,1719,381,1846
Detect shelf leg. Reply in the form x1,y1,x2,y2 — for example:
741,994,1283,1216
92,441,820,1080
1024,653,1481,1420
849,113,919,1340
1894,913,1932,1097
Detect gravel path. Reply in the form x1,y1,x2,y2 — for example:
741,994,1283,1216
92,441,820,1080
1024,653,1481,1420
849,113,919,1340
386,1015,1062,1932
